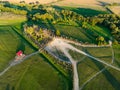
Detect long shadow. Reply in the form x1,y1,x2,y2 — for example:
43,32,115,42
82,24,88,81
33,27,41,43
85,50,120,90
71,8,107,17
11,26,38,51
16,39,25,53
97,1,110,6
52,5,64,10
114,59,120,68
6,84,10,90
47,19,56,31
39,53,73,90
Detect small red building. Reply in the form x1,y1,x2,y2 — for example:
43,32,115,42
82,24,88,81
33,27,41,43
16,50,23,57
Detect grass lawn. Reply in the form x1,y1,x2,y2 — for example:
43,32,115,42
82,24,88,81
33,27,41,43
0,26,35,72
0,54,69,90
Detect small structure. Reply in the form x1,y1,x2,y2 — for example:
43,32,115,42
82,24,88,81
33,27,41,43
15,50,25,61
16,50,23,57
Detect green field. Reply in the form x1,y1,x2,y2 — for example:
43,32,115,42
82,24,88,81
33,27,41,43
0,13,69,90
0,12,26,25
68,43,120,90
0,54,69,90
0,26,35,72
62,7,108,17
53,24,111,43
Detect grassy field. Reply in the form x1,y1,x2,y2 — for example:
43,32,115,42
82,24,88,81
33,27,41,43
0,54,69,90
0,26,35,72
54,25,94,43
0,12,26,25
84,47,113,63
107,6,120,16
53,24,111,43
62,6,108,17
0,12,70,90
68,43,120,90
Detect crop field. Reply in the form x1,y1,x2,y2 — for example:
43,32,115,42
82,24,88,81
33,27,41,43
107,6,120,16
0,13,69,90
0,54,69,90
5,0,58,4
54,24,111,43
0,26,35,71
0,12,26,25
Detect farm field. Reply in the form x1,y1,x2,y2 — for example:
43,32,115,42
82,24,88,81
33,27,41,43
0,25,35,72
3,0,58,4
45,37,120,90
53,0,120,11
0,54,69,90
53,24,111,43
107,6,120,16
0,12,26,25
0,1,120,90
0,13,69,90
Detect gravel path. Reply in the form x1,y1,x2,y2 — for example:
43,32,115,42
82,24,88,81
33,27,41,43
45,38,119,90
0,51,40,77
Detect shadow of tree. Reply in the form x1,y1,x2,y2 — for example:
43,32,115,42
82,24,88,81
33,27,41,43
71,8,107,17
6,84,10,90
86,50,120,90
16,39,25,53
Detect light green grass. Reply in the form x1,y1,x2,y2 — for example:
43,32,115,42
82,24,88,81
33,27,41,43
0,12,26,25
54,24,93,43
0,54,69,90
69,50,85,61
61,6,108,17
83,66,120,90
0,26,35,72
85,47,112,63
0,25,69,90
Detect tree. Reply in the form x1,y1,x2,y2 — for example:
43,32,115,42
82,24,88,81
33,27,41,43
96,36,105,45
56,30,60,36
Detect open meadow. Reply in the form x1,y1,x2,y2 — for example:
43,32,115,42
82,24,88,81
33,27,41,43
107,6,120,16
0,12,69,90
0,1,120,90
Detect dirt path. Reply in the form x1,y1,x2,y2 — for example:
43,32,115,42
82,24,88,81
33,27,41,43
0,51,39,77
45,38,80,90
45,38,120,90
80,45,114,89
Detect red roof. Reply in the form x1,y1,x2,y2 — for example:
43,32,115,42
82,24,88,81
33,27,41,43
16,50,23,56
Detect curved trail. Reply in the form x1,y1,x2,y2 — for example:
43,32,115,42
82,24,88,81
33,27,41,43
0,51,39,77
45,38,80,90
45,38,120,90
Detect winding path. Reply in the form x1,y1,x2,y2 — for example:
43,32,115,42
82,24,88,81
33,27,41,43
45,38,119,90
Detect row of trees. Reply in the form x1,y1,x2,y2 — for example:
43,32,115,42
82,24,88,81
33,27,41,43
90,14,120,44
25,25,45,42
0,4,27,15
